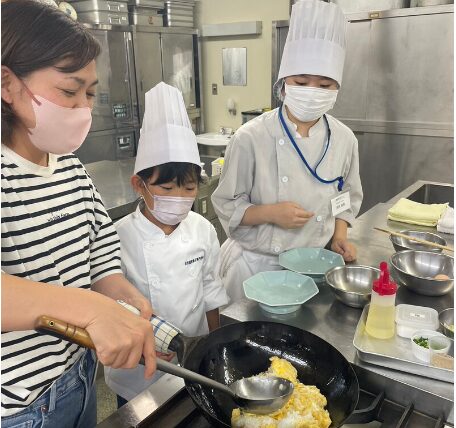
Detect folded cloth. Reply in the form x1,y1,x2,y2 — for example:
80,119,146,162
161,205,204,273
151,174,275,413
437,206,454,235
388,198,448,227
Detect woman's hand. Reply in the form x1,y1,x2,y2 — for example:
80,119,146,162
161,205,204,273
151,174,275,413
331,238,357,262
270,202,314,229
157,351,176,362
84,294,157,379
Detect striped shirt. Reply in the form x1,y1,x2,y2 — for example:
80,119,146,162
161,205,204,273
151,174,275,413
1,144,122,417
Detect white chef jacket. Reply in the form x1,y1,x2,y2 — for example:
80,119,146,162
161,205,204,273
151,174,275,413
211,108,363,301
105,204,229,400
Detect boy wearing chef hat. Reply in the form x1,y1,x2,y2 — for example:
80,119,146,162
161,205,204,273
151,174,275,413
105,82,229,406
212,0,363,302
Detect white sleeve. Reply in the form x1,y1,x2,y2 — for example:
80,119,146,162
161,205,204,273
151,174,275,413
211,132,255,239
202,224,229,312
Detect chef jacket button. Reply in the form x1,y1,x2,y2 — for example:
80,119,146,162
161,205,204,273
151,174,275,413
316,215,323,222
281,176,288,183
278,139,285,146
274,246,281,253
152,279,159,286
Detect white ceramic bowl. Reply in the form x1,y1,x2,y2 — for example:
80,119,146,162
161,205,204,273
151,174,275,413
410,330,450,364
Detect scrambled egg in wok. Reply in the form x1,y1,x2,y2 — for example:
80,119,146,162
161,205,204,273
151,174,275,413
231,357,331,428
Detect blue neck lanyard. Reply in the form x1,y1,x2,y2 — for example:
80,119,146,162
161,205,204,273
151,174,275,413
278,106,344,191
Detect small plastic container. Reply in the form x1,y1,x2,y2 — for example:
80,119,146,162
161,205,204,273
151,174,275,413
365,262,397,339
395,304,439,338
411,330,450,364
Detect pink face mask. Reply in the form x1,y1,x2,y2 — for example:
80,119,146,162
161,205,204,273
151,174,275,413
22,83,92,155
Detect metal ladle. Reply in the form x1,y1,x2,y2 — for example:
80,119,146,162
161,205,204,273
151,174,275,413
156,358,294,414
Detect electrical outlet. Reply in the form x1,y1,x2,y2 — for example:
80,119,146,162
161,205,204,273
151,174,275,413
212,83,218,95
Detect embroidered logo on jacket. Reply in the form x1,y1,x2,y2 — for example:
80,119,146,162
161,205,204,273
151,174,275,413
185,256,204,266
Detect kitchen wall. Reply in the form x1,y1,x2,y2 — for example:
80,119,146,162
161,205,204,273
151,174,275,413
195,0,289,132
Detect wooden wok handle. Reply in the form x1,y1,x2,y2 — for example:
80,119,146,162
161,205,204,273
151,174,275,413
35,315,147,365
35,309,182,356
35,316,96,349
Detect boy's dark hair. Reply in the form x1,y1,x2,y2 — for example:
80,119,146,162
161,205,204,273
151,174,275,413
137,162,203,187
1,0,101,142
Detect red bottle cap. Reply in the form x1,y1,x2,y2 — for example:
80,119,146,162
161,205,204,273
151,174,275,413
372,261,397,296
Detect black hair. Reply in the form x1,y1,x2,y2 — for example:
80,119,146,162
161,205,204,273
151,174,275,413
137,162,203,187
1,0,101,142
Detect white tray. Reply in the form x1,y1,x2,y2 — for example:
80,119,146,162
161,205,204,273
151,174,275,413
353,305,454,383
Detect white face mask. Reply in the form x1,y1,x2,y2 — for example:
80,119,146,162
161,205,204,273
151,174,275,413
143,184,195,225
283,83,338,122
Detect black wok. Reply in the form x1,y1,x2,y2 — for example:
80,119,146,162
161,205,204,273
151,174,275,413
36,316,359,427
171,321,359,428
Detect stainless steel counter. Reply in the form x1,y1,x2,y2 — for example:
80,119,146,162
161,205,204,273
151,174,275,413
220,180,454,421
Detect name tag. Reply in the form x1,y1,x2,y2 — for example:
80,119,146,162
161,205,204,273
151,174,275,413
331,191,351,216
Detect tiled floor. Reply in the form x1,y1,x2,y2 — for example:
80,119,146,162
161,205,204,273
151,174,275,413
95,364,117,424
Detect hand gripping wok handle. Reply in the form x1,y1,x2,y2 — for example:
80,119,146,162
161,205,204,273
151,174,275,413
34,316,175,367
35,304,181,356
156,359,236,399
35,316,150,366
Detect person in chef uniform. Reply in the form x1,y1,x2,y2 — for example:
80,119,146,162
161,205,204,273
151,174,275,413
211,0,363,302
105,82,229,406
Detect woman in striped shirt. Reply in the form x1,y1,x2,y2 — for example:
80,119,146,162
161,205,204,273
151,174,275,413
1,1,157,426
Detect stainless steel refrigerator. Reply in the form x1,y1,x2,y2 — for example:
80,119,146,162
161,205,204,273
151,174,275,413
76,24,140,164
132,26,202,130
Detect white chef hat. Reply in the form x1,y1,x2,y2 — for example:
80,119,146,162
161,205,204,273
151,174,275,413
276,0,347,87
134,82,201,175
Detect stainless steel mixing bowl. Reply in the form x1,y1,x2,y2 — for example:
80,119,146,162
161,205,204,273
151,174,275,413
389,230,446,253
325,265,380,308
439,308,454,339
390,250,454,296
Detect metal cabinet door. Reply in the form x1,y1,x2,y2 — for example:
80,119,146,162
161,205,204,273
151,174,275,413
89,29,138,132
133,31,163,123
161,33,196,109
330,20,371,120
367,13,453,124
76,128,137,164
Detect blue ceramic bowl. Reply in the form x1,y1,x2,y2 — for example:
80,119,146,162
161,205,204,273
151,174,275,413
243,270,319,314
279,248,345,281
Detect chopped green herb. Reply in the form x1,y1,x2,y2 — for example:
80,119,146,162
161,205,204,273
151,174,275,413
413,337,429,348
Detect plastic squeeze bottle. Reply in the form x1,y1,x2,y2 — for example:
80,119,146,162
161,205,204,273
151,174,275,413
365,261,397,339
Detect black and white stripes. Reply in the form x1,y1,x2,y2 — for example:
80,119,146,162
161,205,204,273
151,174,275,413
1,145,122,416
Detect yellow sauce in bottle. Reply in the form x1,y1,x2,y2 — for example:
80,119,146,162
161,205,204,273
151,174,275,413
365,262,397,340
365,297,396,339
